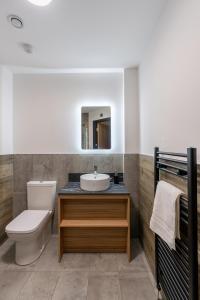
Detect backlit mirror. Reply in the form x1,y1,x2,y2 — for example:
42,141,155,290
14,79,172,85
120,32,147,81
81,106,111,149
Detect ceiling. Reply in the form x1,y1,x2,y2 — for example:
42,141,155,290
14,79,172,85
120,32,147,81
0,0,166,68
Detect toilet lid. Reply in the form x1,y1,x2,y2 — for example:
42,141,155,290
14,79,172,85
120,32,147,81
6,210,50,234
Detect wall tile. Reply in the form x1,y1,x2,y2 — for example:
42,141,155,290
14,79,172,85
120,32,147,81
32,155,55,182
13,155,33,193
13,193,27,218
52,155,72,187
0,155,13,243
124,154,139,237
78,155,95,173
124,154,139,200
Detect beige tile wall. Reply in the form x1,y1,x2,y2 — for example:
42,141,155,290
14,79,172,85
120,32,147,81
124,154,139,237
0,155,13,243
138,155,155,273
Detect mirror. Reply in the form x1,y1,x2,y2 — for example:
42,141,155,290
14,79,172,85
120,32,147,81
81,106,111,149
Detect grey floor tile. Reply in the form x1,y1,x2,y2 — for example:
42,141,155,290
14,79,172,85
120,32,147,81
18,271,61,300
33,247,65,272
93,253,119,272
87,273,120,300
52,271,88,300
117,252,147,273
0,270,31,300
0,236,156,300
119,272,157,300
117,240,148,273
62,253,97,271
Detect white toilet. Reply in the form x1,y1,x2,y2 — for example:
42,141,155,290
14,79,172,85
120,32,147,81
6,181,56,266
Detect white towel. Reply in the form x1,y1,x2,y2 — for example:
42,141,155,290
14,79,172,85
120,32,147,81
150,180,184,250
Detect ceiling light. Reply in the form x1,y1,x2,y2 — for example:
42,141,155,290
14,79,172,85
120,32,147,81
7,15,23,29
27,0,53,6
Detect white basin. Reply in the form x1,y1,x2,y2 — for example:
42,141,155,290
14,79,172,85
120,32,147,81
80,173,110,192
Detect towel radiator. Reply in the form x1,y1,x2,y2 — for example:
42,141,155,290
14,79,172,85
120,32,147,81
154,147,198,300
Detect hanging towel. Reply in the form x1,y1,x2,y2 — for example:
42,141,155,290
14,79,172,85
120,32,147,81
150,180,184,250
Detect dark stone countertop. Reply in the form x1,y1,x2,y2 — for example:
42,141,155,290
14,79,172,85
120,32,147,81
58,182,129,195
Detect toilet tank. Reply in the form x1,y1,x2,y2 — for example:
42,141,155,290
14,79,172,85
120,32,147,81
27,181,57,211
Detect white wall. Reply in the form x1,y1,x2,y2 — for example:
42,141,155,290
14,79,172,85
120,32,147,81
14,72,124,154
0,66,13,154
139,0,200,161
124,68,139,153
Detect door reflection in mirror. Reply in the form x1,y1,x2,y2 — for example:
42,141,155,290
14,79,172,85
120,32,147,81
81,106,111,150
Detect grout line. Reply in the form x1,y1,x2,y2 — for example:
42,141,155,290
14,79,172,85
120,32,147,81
118,275,123,300
16,271,33,300
85,274,89,300
50,272,62,300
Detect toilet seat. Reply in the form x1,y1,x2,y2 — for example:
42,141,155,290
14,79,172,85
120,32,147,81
6,210,50,234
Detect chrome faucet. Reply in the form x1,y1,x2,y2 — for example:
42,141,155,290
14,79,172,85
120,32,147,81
94,165,98,175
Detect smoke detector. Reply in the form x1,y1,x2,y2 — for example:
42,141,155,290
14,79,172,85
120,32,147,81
7,15,23,29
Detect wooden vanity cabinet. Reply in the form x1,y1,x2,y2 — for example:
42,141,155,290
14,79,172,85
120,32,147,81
58,194,131,262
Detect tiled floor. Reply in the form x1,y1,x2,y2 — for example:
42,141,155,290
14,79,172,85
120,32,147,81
0,236,157,300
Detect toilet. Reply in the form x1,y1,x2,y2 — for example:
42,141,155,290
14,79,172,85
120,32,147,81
6,181,56,265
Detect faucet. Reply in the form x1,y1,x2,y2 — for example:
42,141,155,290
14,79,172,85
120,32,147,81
94,165,98,175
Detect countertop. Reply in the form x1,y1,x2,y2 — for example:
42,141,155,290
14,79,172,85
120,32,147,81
58,182,129,195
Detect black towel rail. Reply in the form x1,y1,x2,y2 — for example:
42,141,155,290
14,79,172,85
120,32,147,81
154,147,198,300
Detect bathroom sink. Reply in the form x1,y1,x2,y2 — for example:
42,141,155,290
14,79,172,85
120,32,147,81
80,173,110,191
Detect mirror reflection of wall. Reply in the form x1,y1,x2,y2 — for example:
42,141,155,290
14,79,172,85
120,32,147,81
81,106,111,150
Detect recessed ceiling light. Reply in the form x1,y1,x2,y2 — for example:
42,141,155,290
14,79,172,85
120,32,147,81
7,15,23,29
27,0,53,6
